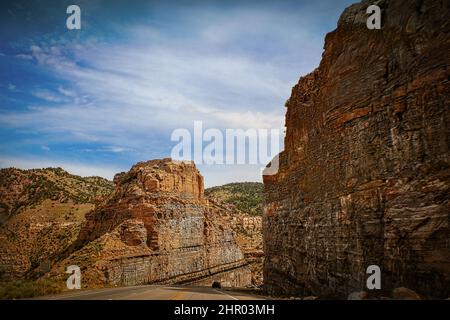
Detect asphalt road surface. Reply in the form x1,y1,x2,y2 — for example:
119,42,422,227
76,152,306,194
40,285,266,300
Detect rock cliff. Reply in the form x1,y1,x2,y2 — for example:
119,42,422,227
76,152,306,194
207,197,263,285
55,159,251,287
205,183,264,285
263,0,450,298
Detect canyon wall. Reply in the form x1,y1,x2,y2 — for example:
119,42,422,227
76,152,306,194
56,159,250,288
263,0,450,298
205,183,264,285
208,199,264,285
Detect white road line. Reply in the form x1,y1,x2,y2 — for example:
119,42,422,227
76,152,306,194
214,289,239,300
47,290,109,300
47,286,153,300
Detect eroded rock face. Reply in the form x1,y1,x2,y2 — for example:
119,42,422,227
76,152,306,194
64,158,250,287
77,159,205,247
207,197,264,285
263,0,450,298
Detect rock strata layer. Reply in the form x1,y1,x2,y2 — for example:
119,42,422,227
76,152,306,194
58,159,251,287
263,0,450,298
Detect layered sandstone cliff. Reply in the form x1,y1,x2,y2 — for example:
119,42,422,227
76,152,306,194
207,197,263,285
205,183,264,285
263,0,450,298
54,159,251,287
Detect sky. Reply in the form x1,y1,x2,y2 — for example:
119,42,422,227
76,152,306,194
0,0,355,186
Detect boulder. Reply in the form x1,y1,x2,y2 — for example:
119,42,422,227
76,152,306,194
392,287,422,300
347,291,369,300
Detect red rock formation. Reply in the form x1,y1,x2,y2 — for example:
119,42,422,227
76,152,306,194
207,197,264,285
263,0,450,298
77,159,205,247
64,159,250,287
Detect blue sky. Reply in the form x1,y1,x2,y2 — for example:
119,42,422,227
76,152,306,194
0,0,355,186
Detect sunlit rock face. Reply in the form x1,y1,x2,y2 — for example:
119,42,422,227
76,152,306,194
66,158,251,287
263,0,450,298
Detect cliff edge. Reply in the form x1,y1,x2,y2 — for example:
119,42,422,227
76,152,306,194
53,159,251,287
263,0,450,298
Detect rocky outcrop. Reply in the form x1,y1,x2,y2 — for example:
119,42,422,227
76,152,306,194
77,159,204,246
207,198,263,285
205,183,264,285
57,159,251,287
263,0,450,298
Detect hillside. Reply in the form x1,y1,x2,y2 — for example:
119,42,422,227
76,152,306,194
0,167,114,223
0,168,265,291
0,167,114,280
47,159,252,289
205,182,263,216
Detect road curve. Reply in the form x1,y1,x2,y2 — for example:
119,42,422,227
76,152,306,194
39,285,266,300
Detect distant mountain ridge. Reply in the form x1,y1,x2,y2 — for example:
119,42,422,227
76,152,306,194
0,167,114,223
0,166,264,290
205,182,263,216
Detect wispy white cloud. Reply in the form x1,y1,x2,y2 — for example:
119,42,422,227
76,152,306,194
100,146,132,153
83,146,133,153
15,53,33,60
31,88,65,102
57,86,76,98
11,7,315,135
3,27,291,151
1,4,332,183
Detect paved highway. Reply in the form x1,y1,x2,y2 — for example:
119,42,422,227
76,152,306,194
41,285,266,300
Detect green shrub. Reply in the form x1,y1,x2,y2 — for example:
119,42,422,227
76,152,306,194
0,279,62,300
